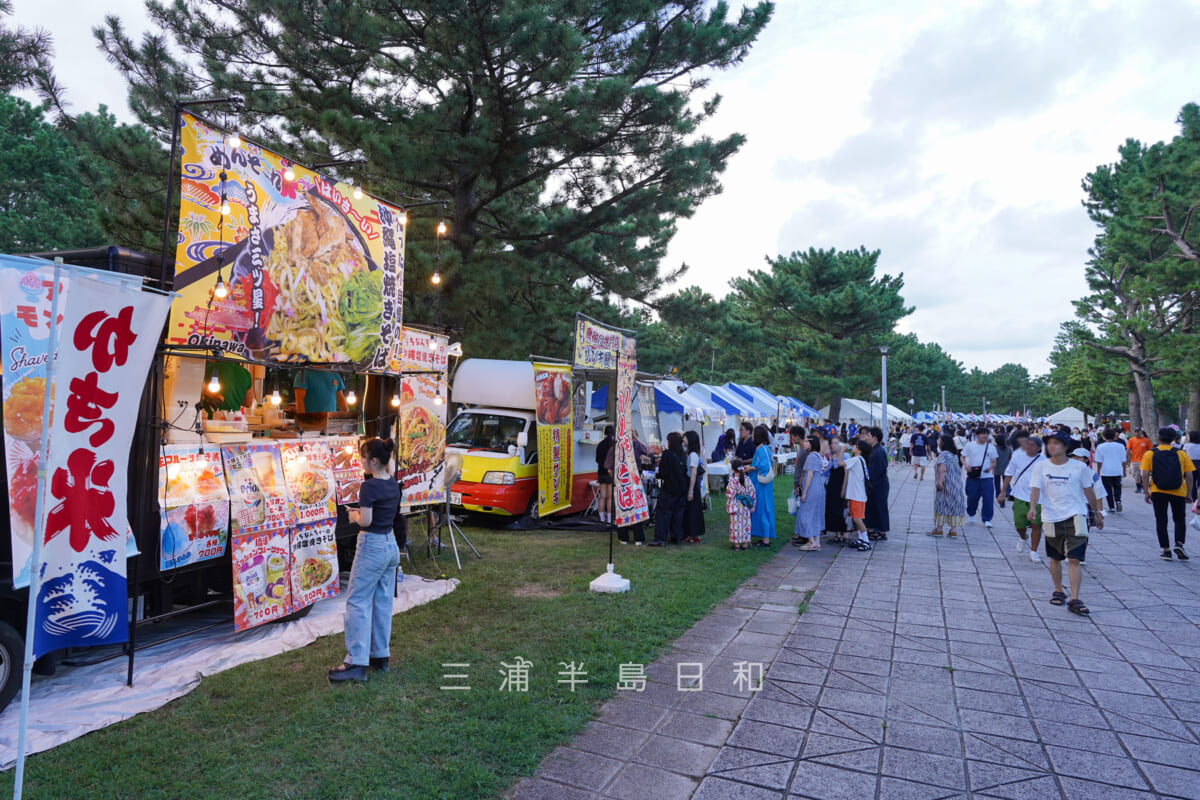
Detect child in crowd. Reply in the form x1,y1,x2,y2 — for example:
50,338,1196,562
726,458,755,551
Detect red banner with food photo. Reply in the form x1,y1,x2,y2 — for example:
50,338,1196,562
397,328,448,508
328,435,363,504
158,444,230,570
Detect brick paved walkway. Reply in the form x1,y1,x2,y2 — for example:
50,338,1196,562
510,464,1200,800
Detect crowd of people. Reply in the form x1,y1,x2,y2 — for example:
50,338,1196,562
635,414,1198,622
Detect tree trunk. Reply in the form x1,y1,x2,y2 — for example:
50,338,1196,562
1189,385,1200,434
1130,363,1157,434
1129,390,1141,430
829,396,842,424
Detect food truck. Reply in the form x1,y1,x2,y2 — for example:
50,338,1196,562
447,359,602,518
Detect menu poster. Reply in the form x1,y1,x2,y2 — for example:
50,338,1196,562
290,519,339,609
280,441,337,523
328,435,363,504
158,444,230,570
231,527,292,630
222,443,290,534
396,329,449,508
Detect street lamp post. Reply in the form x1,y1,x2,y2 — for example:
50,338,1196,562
941,385,947,423
880,346,889,439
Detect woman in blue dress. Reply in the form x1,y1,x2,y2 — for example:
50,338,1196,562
748,425,776,547
794,434,827,550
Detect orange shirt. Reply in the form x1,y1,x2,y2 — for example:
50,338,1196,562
1128,436,1152,463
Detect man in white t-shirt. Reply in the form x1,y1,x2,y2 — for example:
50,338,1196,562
1093,428,1127,512
900,429,912,464
962,428,998,528
1000,432,1044,562
1028,430,1104,616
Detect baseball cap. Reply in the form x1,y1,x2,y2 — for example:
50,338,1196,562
1070,447,1091,459
1046,430,1074,448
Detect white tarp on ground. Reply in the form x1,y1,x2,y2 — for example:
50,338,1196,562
0,576,457,770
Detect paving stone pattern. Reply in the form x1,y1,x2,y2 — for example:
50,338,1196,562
510,464,1200,800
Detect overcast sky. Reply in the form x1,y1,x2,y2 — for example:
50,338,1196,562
15,0,1200,373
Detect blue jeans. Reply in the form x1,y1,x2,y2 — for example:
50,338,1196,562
343,532,400,666
965,477,994,523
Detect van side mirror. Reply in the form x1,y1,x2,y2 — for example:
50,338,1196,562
517,431,529,448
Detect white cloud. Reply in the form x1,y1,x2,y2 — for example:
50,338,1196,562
665,0,1200,373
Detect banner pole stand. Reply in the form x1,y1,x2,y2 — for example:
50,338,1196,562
590,523,629,593
13,261,64,800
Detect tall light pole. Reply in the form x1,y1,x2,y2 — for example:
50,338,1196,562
941,385,947,422
880,346,889,438
982,396,987,420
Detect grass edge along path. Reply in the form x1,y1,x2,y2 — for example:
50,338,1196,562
1,481,799,800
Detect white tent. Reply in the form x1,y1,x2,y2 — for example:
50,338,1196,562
817,398,914,426
1047,406,1088,429
652,380,728,455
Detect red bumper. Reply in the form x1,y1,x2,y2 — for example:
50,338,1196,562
451,479,535,516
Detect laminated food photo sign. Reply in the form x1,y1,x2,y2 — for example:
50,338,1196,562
167,112,404,369
279,440,337,524
533,362,573,516
221,443,291,534
158,444,230,570
231,527,292,630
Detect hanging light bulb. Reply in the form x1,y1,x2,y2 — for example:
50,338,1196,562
208,371,221,393
214,272,229,299
346,388,357,405
228,131,241,149
431,271,441,285
284,162,295,181
353,184,363,200
270,388,281,406
391,390,401,407
220,199,231,216
434,388,444,406
437,220,448,236
399,210,408,226
428,337,438,351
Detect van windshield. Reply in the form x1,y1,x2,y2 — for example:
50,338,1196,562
446,413,527,452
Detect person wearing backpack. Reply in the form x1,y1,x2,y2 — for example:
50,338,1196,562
1140,427,1196,561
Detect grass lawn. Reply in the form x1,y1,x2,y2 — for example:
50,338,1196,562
2,481,799,800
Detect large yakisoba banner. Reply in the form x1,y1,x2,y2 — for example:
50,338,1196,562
168,112,404,370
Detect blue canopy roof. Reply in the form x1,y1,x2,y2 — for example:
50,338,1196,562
724,382,778,417
691,383,758,416
788,397,822,419
654,386,683,415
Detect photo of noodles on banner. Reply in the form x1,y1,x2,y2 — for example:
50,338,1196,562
279,441,337,524
572,314,650,526
533,362,573,516
167,112,404,369
396,328,449,508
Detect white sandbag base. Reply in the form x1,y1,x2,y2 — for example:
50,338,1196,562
0,577,458,769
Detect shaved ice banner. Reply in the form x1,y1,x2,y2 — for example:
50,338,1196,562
167,111,404,370
33,268,171,657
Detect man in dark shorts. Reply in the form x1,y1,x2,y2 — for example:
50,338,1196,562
1027,431,1105,616
595,425,615,524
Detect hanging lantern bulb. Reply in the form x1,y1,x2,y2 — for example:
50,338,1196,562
391,390,401,407
399,210,408,226
428,337,438,351
431,271,441,285
346,388,357,405
270,388,281,406
208,372,221,393
214,272,229,299
284,162,295,181
353,184,363,200
228,130,241,149
434,388,444,406
437,220,448,236
220,199,231,216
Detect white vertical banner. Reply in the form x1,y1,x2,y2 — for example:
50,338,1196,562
32,271,171,657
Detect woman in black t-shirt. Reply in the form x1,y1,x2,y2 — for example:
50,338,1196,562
595,425,615,524
329,437,402,683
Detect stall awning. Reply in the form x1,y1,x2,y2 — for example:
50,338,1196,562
691,383,758,417
591,384,607,411
654,387,684,415
786,397,822,419
724,382,779,417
